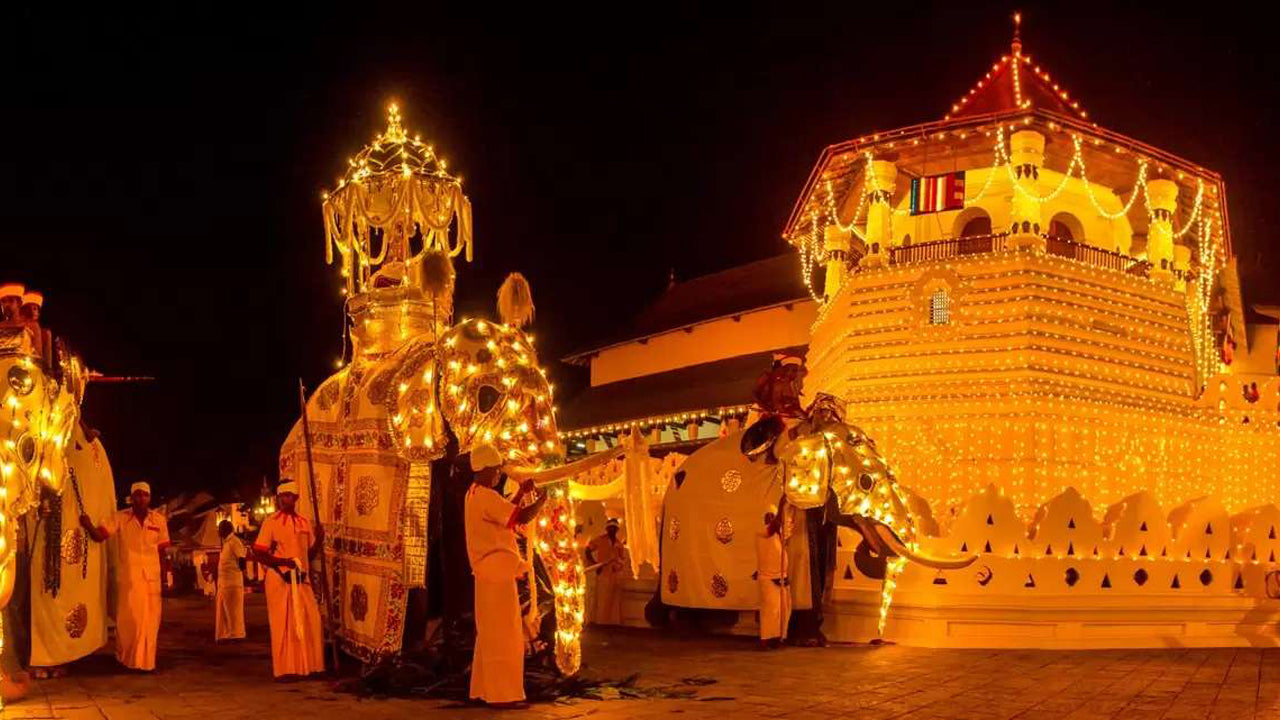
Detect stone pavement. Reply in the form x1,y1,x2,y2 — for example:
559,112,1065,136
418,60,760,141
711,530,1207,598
4,594,1280,719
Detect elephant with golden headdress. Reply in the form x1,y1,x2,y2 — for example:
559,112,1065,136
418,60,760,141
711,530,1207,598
1,330,83,701
279,265,613,675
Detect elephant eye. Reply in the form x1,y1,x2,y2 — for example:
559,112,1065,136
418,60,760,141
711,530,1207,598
475,347,492,364
858,473,874,491
477,385,501,414
17,433,35,465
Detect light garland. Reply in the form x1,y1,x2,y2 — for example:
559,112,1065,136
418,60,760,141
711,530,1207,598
322,103,473,298
536,485,585,674
560,405,752,442
944,14,1090,123
795,118,1224,343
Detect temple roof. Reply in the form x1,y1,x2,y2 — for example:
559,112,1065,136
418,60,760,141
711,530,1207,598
558,347,803,432
563,254,810,363
945,17,1090,122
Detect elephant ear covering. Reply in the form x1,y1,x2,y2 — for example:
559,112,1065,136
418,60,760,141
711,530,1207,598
497,272,535,328
419,249,455,297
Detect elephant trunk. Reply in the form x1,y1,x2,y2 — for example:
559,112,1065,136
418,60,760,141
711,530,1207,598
504,445,627,485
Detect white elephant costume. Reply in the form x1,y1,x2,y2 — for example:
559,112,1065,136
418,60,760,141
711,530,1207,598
660,431,812,611
28,424,117,667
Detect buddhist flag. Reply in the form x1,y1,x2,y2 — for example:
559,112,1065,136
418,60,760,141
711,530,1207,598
909,171,966,215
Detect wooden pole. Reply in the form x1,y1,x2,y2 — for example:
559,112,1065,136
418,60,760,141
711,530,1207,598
298,379,341,674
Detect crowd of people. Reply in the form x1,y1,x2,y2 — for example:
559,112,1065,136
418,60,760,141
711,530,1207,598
0,403,783,709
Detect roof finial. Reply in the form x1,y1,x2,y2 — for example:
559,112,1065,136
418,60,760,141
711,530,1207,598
385,101,407,143
1011,11,1023,54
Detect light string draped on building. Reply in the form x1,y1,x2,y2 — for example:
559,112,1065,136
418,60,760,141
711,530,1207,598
795,123,1224,384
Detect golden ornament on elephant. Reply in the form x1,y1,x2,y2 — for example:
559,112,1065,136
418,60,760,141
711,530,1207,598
65,603,88,639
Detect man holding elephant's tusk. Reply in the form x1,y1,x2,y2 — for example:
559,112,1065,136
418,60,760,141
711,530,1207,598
465,443,546,707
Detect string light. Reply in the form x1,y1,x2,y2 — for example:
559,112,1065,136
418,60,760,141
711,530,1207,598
560,405,752,442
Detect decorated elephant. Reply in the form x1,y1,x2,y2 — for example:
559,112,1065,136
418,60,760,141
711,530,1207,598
279,105,623,675
1,321,84,702
660,360,973,638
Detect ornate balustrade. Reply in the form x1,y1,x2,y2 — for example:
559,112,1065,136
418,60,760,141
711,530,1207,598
882,233,1159,277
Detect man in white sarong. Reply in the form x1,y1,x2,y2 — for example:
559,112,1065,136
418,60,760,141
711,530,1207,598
81,481,170,671
755,506,790,649
215,520,246,641
586,518,625,625
253,481,325,678
28,422,117,677
465,444,545,707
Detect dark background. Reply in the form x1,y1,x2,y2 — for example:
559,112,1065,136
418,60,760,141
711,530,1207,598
2,4,1275,500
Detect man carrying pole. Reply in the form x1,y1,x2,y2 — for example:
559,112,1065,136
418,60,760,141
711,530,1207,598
253,481,325,679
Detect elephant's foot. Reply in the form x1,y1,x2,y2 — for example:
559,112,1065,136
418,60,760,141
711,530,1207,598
1,670,32,704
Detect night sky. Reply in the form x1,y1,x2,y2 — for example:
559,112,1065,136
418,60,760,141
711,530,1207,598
3,5,1276,500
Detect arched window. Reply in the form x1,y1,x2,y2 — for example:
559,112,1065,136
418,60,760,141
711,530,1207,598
952,208,993,238
1048,212,1084,242
929,288,951,325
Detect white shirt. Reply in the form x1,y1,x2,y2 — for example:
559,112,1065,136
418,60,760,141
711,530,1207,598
465,484,522,580
756,530,785,580
106,509,170,587
218,535,247,588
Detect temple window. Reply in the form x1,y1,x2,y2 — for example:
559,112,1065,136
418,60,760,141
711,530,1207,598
956,210,993,238
929,288,951,325
1048,212,1084,242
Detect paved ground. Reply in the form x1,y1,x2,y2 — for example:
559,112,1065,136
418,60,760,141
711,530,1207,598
5,595,1280,719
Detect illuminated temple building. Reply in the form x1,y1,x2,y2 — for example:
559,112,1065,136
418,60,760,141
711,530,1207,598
565,22,1280,646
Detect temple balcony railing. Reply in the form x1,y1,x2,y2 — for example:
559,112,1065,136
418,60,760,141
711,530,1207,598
871,233,1189,281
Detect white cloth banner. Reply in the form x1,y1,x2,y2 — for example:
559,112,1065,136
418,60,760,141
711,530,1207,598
621,430,659,578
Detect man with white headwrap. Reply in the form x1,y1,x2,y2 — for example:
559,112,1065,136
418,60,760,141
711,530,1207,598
252,481,324,678
80,480,170,670
465,444,546,706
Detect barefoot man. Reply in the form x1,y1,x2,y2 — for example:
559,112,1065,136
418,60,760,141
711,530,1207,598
215,521,247,641
253,481,325,678
465,444,546,707
80,481,170,671
755,505,790,650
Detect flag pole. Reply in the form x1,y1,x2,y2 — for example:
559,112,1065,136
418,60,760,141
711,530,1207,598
298,379,341,674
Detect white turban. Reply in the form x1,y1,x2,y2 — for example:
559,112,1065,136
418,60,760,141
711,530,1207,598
469,444,504,472
130,481,151,496
277,481,300,496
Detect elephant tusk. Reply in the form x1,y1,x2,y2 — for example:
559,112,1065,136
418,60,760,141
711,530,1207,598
872,523,978,570
504,445,627,485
